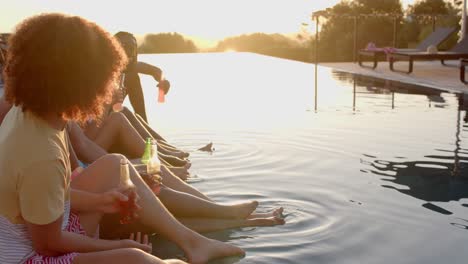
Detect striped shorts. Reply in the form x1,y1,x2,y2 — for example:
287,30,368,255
24,212,85,264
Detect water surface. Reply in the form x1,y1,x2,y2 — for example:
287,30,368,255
132,52,468,264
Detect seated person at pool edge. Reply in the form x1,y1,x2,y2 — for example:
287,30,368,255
114,31,170,125
0,13,245,264
0,8,285,241
1,96,285,231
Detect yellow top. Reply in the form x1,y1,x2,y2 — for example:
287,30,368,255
0,106,71,225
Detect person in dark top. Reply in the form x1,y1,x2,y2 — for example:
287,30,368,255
111,32,190,164
114,31,170,123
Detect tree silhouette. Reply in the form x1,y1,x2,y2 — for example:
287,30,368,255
138,33,198,54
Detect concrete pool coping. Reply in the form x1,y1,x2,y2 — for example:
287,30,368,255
321,60,468,95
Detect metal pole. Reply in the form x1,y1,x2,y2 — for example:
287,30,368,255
315,16,319,65
393,16,398,48
432,15,436,32
353,16,358,63
314,15,319,112
463,0,467,40
353,76,356,111
391,92,395,109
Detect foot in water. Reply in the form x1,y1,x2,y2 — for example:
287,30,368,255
198,142,214,152
160,153,190,168
169,167,190,181
166,149,190,159
245,215,285,227
185,237,245,264
225,201,259,219
248,207,284,219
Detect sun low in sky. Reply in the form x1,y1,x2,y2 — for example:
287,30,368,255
2,0,415,48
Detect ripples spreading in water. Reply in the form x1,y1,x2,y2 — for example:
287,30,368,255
135,53,468,263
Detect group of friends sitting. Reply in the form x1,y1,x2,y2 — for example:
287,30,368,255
0,14,285,264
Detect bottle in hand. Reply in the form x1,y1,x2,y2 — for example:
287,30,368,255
141,137,152,165
145,140,162,192
119,158,137,225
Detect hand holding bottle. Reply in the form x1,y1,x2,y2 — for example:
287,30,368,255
118,158,138,224
96,189,140,214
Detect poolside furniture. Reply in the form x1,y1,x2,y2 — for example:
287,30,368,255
389,37,468,74
460,59,468,84
358,27,456,69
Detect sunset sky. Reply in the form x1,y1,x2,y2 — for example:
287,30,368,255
2,0,416,47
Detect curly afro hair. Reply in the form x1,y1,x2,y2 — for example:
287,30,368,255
3,13,128,122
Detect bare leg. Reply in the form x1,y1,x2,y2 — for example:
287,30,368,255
71,155,121,236
131,108,167,142
161,165,208,200
157,144,188,159
73,154,243,263
165,166,190,181
158,186,258,219
121,107,153,140
73,248,185,264
123,156,245,263
159,152,189,168
158,140,185,153
122,107,186,156
69,155,185,263
85,112,145,158
159,159,191,180
113,110,187,159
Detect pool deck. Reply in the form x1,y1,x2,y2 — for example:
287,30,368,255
321,60,468,94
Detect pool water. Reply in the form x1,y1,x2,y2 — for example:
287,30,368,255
132,52,468,264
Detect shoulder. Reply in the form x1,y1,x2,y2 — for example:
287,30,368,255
0,107,69,169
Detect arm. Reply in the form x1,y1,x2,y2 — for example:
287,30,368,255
20,161,149,256
136,62,170,95
26,216,124,256
70,188,127,214
136,61,163,81
68,132,79,171
68,121,108,163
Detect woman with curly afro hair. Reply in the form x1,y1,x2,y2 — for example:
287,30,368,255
0,13,243,264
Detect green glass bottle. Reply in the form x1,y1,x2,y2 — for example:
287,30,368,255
141,137,152,164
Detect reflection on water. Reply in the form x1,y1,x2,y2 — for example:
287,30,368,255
362,159,468,215
360,92,468,216
133,53,468,263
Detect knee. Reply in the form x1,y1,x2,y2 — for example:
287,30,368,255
100,153,126,166
108,111,126,123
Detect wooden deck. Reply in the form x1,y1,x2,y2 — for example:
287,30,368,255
321,60,468,94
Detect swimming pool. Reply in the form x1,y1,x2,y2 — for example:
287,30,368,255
133,52,468,264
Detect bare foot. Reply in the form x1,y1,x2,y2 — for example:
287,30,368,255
186,238,244,264
167,150,190,159
198,142,214,152
169,167,190,181
248,207,284,219
227,201,259,219
246,215,285,227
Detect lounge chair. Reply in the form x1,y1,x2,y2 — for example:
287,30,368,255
358,27,456,69
389,37,468,74
460,58,468,84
